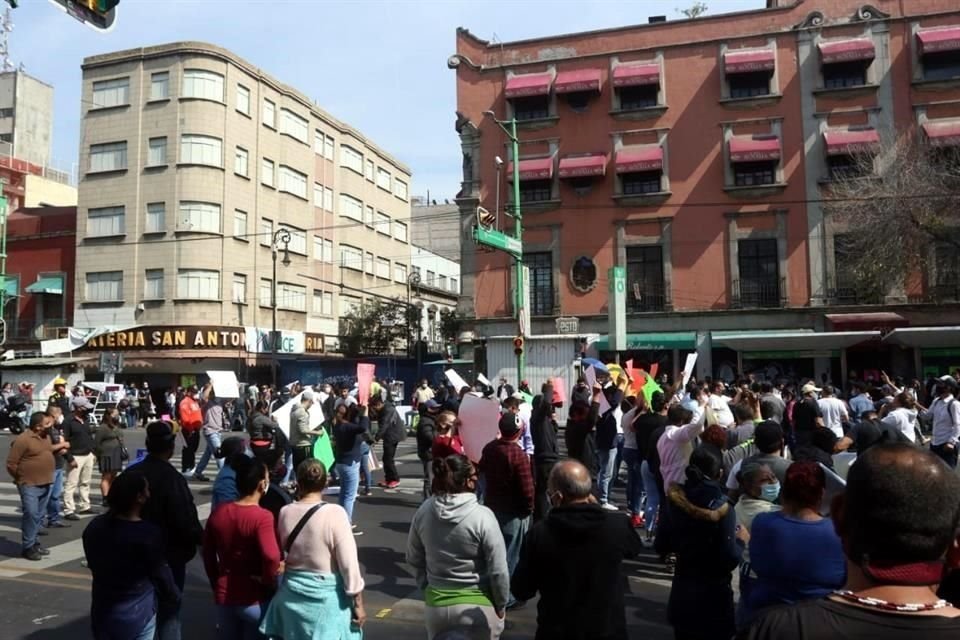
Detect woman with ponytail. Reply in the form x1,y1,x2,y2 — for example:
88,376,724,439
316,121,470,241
407,454,510,639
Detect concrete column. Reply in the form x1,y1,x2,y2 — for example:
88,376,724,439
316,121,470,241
797,30,827,306
696,331,713,380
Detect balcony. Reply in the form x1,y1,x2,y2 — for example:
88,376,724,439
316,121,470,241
731,277,786,309
627,284,670,313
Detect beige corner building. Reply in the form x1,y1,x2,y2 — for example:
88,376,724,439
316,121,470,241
74,42,413,369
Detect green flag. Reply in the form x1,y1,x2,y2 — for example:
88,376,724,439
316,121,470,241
641,373,663,406
312,429,335,473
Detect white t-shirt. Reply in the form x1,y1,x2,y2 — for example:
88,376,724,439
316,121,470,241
818,397,848,438
880,408,918,443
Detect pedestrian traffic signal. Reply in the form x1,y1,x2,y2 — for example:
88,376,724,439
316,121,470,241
513,336,524,356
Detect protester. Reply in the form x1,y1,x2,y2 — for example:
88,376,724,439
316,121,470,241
260,459,365,639
43,405,70,530
817,386,849,439
878,392,921,443
511,460,642,640
432,410,464,459
94,407,126,504
407,454,509,639
258,449,293,527
656,395,707,491
247,400,280,465
836,409,884,453
848,382,875,421
922,375,960,468
210,437,250,512
725,421,791,497
758,382,785,425
413,378,435,409
530,382,561,520
202,455,281,639
82,471,180,640
63,395,97,520
564,399,598,477
416,399,440,499
290,390,321,472
48,377,72,421
792,428,837,468
734,463,781,533
178,386,203,475
596,376,627,511
793,384,824,446
707,381,735,427
621,393,649,529
333,404,371,533
372,394,405,489
192,386,227,481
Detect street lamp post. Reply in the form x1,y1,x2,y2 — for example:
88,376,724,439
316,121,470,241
407,270,422,378
271,228,292,388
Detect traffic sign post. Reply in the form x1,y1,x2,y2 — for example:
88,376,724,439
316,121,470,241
473,226,522,258
608,266,627,353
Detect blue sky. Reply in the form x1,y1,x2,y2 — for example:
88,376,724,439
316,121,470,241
15,0,760,199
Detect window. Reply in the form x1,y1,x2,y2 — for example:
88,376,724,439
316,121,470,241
525,252,554,316
233,209,247,239
339,194,363,221
276,282,306,312
261,158,275,187
144,269,164,300
934,242,960,296
182,69,224,102
280,109,309,143
340,244,363,270
340,295,361,316
733,161,776,187
145,203,165,233
92,77,129,109
260,218,273,246
312,290,325,314
323,187,334,212
85,271,123,302
621,171,662,195
365,252,375,274
313,183,324,207
393,221,408,243
180,134,222,167
232,273,247,304
394,263,407,283
314,130,325,155
736,239,780,308
823,61,868,89
426,270,435,287
178,201,221,233
365,205,375,226
324,136,335,160
450,277,459,293
321,291,334,315
281,225,308,255
376,257,391,279
626,246,665,312
438,275,448,290
259,278,272,307
923,51,960,82
89,142,127,173
262,98,276,128
729,71,772,99
278,166,308,198
375,211,391,235
147,137,167,166
394,178,408,201
827,153,872,180
234,147,249,177
519,179,552,203
87,206,125,237
365,159,375,181
177,269,220,300
236,85,250,115
150,72,169,101
511,96,550,121
340,145,363,173
376,167,392,191
617,85,658,110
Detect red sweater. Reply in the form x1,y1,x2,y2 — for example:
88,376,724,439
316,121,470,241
202,502,281,605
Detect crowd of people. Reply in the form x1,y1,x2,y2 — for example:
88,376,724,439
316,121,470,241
6,366,960,639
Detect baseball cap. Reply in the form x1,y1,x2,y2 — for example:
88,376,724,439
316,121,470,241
70,395,95,411
939,375,958,387
498,413,522,437
800,383,821,395
302,389,314,402
425,399,441,410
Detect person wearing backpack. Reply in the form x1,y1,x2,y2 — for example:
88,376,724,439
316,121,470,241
922,376,960,468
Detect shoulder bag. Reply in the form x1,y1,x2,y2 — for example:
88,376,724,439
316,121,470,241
284,503,325,555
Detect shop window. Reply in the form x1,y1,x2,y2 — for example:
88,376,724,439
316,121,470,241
733,161,776,187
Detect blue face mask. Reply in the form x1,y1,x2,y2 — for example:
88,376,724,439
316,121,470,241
760,482,781,503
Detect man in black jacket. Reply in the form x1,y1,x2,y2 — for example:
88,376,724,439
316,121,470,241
129,421,202,640
513,460,642,640
530,382,559,521
62,396,97,520
372,396,405,488
415,399,440,499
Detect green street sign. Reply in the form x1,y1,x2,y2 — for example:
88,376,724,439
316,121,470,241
474,226,522,258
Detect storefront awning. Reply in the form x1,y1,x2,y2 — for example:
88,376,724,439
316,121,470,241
713,330,880,351
593,332,696,351
615,146,663,173
826,312,908,331
558,153,607,178
25,275,64,295
504,72,553,98
724,48,776,74
917,26,960,55
506,157,554,181
824,128,880,156
729,135,781,162
554,69,602,94
612,62,661,87
923,120,960,147
819,38,876,64
2,278,16,298
883,327,960,349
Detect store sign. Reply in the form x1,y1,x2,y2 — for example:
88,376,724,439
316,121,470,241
556,316,580,334
244,328,305,354
305,333,325,354
85,326,246,350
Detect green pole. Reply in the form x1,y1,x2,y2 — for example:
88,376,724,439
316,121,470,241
511,118,525,387
0,195,7,346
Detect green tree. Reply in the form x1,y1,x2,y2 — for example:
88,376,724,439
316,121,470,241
339,298,409,357
439,308,465,346
677,2,708,19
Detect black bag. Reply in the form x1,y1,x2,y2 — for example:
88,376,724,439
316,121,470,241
284,503,324,554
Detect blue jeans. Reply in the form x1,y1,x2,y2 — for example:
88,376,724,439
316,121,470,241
335,460,360,524
641,460,660,535
597,446,618,504
158,562,185,640
216,603,263,640
194,431,224,476
19,483,51,551
612,433,625,483
46,468,65,524
135,615,157,640
283,445,294,484
495,512,530,604
359,442,372,490
622,448,644,516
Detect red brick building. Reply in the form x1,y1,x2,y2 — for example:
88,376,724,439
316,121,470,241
452,0,960,383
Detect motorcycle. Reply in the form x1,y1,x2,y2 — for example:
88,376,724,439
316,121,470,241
0,393,30,434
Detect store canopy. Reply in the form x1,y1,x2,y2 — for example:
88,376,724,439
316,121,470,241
25,275,64,295
729,135,781,162
883,327,960,349
923,120,960,147
819,38,876,64
724,48,776,74
554,69,602,94
615,146,663,173
2,278,16,298
504,72,553,98
558,153,607,178
917,26,960,55
0,356,94,369
506,157,554,181
713,330,880,351
611,62,661,87
824,128,880,156
593,332,696,351
825,312,907,331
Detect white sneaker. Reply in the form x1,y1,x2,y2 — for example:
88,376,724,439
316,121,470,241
601,502,619,512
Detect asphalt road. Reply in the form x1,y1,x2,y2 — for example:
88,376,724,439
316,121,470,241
0,427,675,639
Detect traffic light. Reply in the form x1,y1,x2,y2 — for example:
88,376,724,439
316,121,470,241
513,336,524,356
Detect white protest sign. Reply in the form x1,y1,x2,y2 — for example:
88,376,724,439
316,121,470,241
477,373,492,387
681,353,699,388
445,368,471,392
272,392,325,438
206,370,240,399
458,394,501,463
584,365,610,414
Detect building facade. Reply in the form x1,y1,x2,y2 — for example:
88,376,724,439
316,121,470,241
411,198,461,263
409,245,461,352
74,42,413,376
452,0,960,383
0,71,54,168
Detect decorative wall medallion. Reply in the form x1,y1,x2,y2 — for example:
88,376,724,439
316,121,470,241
570,256,598,293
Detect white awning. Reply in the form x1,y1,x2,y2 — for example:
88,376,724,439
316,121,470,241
713,330,880,351
882,327,960,349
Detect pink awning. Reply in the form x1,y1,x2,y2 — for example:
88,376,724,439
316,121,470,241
819,38,876,64
724,48,776,74
824,128,880,155
918,27,960,55
615,146,663,173
506,157,554,181
504,72,553,99
612,62,661,87
923,120,960,147
557,154,607,178
555,69,602,94
728,136,781,162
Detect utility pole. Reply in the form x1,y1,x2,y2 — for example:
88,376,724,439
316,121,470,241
0,195,7,347
270,228,291,389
